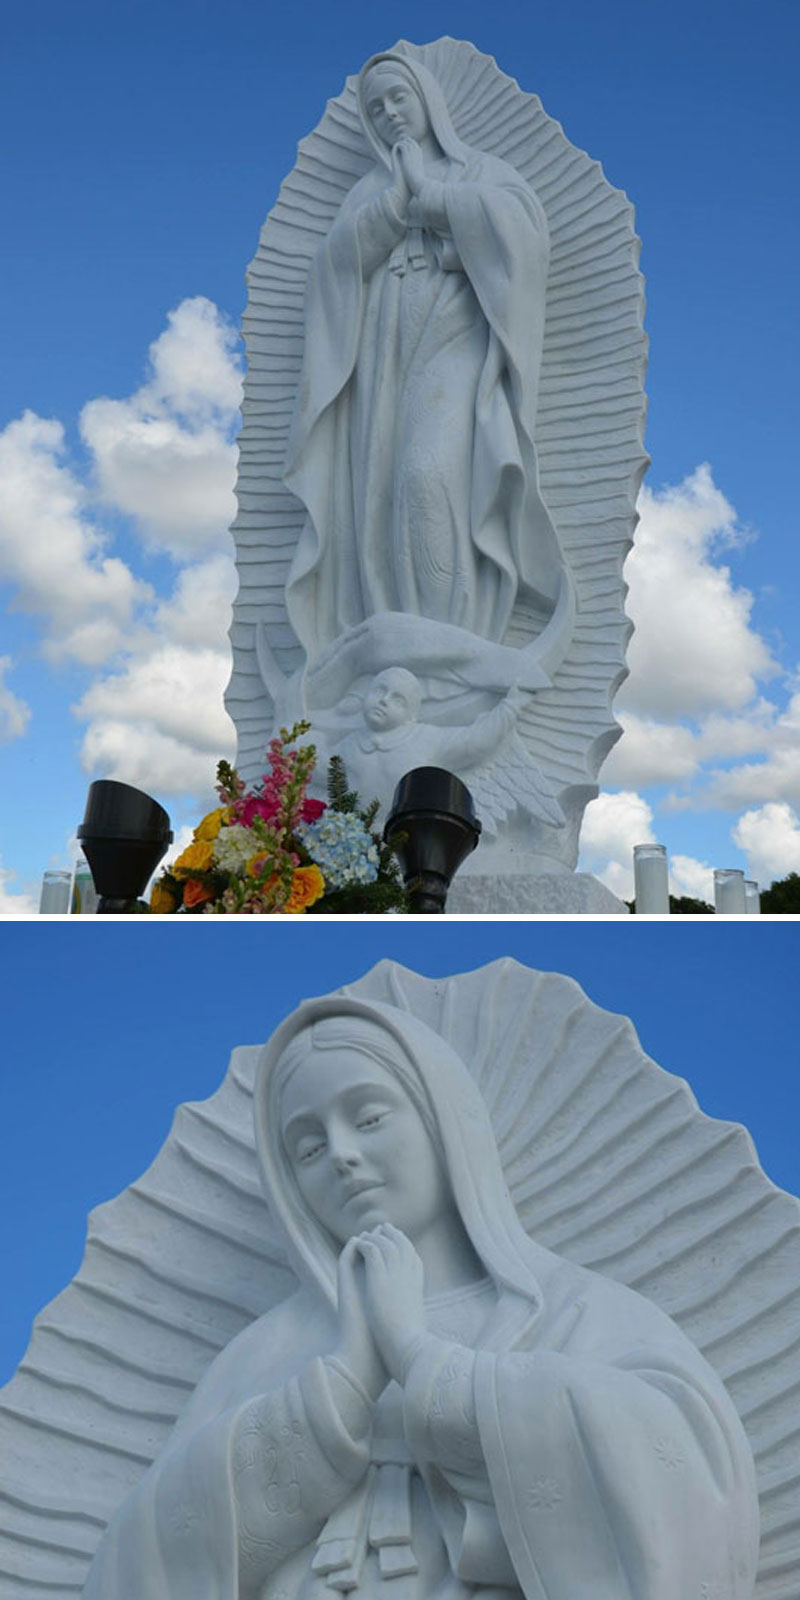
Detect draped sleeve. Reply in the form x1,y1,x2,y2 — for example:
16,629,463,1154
81,1311,374,1600
400,1313,759,1600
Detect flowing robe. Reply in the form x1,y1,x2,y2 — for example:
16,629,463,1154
81,1248,759,1600
283,149,564,665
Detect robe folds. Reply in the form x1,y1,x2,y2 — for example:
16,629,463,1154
81,1247,759,1600
282,144,565,665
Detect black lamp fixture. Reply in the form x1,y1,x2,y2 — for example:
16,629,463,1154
383,766,482,914
77,780,173,913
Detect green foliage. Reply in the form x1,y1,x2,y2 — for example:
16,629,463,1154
310,880,407,915
669,894,714,915
215,758,241,804
626,895,714,915
760,872,800,913
327,755,360,815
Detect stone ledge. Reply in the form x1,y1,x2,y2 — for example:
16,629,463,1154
446,873,629,915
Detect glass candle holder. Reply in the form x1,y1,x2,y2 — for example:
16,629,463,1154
633,843,669,915
39,870,72,915
714,868,747,915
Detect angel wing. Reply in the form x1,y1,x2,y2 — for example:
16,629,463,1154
466,731,566,834
8,963,794,1600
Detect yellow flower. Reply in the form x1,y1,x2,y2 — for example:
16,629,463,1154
173,839,214,877
150,880,179,914
194,808,225,842
283,864,325,914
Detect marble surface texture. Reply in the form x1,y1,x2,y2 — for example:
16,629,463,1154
2,960,797,1599
225,39,648,883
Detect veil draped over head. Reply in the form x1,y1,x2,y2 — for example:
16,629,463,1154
82,989,762,1600
356,51,471,168
255,996,544,1313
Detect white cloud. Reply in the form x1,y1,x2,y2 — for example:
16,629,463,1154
145,296,243,419
579,792,715,905
0,657,31,742
0,297,248,892
604,698,783,791
732,802,800,887
672,688,800,811
693,702,778,761
74,540,238,798
0,859,38,917
0,411,151,664
80,298,242,558
579,790,655,898
151,553,238,650
603,714,698,786
0,298,243,808
70,302,242,798
668,854,714,903
76,639,236,796
621,465,776,719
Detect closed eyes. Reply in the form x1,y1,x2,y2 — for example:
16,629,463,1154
369,90,410,116
294,1106,390,1163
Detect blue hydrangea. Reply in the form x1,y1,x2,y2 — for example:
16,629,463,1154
297,811,379,889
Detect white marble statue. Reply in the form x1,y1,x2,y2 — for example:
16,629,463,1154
226,39,648,905
80,994,758,1600
283,50,564,660
11,960,796,1599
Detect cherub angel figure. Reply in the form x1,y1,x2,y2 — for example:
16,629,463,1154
333,668,564,835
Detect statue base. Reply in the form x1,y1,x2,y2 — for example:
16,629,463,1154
446,872,629,915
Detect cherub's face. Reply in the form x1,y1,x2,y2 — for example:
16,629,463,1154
364,69,430,147
364,671,416,731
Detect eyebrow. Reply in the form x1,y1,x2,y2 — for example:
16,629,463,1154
283,1081,399,1140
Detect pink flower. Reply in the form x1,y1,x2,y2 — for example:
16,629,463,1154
236,793,281,828
301,797,326,823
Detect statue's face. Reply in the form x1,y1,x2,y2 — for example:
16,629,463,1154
280,1045,451,1246
364,69,431,147
364,670,416,731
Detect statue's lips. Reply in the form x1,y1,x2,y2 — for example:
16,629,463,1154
342,1181,385,1203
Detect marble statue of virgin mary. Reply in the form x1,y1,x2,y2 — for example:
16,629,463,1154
282,51,566,662
81,995,758,1600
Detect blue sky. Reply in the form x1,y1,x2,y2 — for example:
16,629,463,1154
1,0,799,908
1,920,797,1386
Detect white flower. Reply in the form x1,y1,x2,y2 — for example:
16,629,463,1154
213,823,261,873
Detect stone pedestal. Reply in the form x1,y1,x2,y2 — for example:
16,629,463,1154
447,871,628,915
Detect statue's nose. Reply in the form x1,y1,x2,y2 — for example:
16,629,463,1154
329,1124,360,1170
331,1148,359,1173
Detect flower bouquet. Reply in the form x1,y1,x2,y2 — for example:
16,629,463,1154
150,723,407,915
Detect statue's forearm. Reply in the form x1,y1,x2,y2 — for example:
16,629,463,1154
443,700,515,767
402,1337,484,1473
354,193,406,276
233,1364,372,1593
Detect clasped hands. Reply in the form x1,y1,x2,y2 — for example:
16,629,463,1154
335,1223,427,1398
388,136,426,219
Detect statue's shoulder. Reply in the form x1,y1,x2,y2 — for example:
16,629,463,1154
530,1244,700,1364
552,1254,713,1371
457,149,548,230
